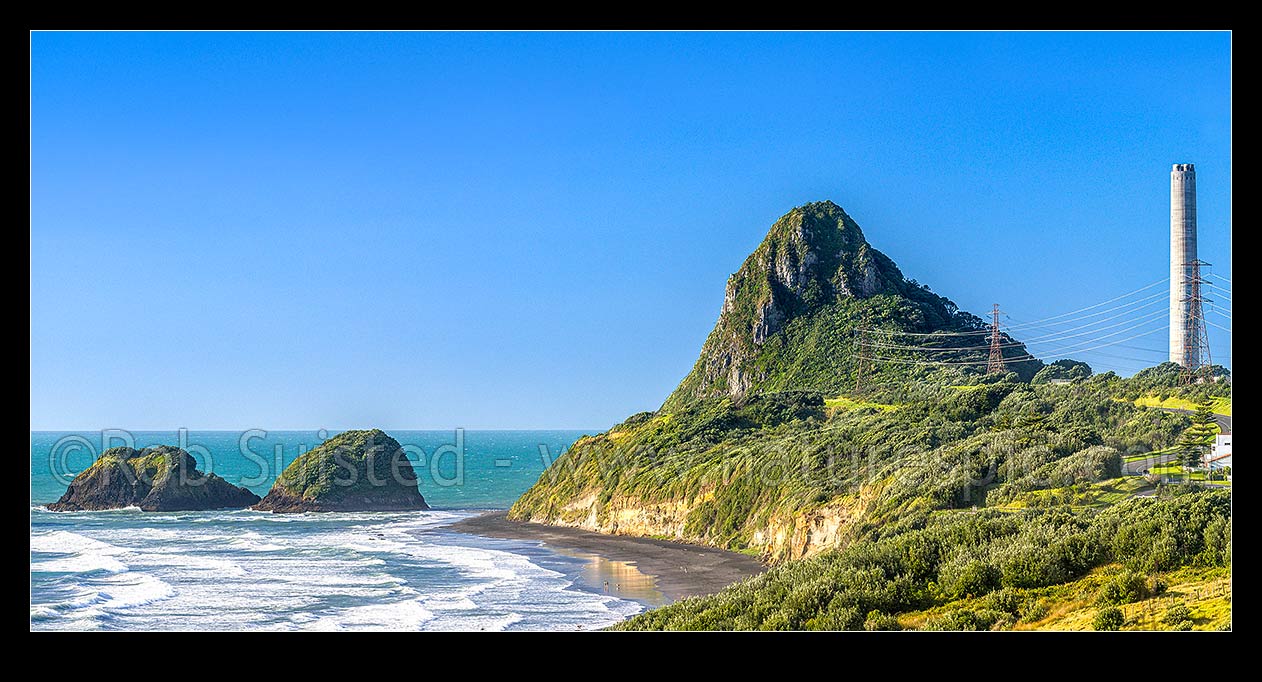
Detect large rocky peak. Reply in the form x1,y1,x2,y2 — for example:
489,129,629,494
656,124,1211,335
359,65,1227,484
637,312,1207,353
720,201,902,346
662,200,1002,409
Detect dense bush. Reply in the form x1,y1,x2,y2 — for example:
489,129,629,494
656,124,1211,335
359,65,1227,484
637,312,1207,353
1089,490,1233,572
1163,604,1193,627
614,490,1230,631
1096,570,1149,606
1032,359,1092,384
1019,600,1050,623
923,608,1012,631
1093,607,1125,631
864,610,902,631
1120,362,1231,400
981,587,1022,614
514,363,1214,557
938,556,1001,599
1038,446,1122,488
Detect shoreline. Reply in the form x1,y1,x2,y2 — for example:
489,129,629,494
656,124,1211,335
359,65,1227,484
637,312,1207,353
448,511,767,603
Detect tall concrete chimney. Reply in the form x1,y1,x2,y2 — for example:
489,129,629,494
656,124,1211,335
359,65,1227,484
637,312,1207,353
1170,163,1197,365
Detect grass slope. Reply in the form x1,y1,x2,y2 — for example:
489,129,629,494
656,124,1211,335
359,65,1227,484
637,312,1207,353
1135,394,1232,416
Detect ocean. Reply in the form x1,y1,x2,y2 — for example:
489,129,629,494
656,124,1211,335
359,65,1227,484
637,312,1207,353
30,430,662,631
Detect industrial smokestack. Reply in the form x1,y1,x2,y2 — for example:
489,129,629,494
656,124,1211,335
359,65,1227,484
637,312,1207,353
1170,163,1197,365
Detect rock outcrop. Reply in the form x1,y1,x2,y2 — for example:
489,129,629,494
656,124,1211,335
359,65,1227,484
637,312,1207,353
663,200,1039,410
48,445,261,512
254,429,429,512
512,199,1044,561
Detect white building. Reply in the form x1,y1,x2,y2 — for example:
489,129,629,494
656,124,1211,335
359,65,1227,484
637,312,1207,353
1205,433,1232,476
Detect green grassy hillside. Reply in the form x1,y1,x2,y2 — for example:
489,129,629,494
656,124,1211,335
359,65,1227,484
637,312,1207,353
511,373,1197,561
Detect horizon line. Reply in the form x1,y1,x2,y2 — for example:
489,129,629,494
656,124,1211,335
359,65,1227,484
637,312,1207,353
29,426,605,433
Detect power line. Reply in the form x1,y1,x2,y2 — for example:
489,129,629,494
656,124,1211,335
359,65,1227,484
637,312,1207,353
1013,303,1168,344
864,297,1166,350
1002,290,1168,332
856,278,1172,341
871,354,1039,367
1109,341,1172,353
1020,325,1170,358
1206,281,1231,297
869,324,1169,369
857,327,991,338
854,314,872,393
845,271,1225,378
997,277,1168,328
869,307,1169,353
1072,349,1170,364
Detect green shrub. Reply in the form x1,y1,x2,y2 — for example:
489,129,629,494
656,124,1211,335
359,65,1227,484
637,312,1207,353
1096,570,1149,606
1019,600,1050,623
1093,607,1125,631
863,610,902,631
1163,604,1193,626
939,558,1001,599
983,587,1026,615
924,608,1010,631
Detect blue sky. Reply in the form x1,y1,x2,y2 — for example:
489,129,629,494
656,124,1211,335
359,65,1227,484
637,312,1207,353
30,31,1231,430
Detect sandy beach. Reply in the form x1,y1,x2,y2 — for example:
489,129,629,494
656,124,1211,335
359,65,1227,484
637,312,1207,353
450,512,767,603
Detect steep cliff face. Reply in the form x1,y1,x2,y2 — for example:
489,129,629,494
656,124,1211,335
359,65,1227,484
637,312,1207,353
512,486,878,563
664,201,1036,410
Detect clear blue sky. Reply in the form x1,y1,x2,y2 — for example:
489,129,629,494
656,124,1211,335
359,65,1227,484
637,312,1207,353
30,31,1231,430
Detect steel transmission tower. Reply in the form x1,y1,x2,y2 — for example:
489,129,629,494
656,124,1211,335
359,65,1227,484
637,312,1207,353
987,304,1006,375
854,327,871,393
1179,260,1213,385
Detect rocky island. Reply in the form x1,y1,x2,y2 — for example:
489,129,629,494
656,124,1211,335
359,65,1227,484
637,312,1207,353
254,429,429,512
48,445,261,512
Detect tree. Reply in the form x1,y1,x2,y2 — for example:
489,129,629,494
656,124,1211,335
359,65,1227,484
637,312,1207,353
1032,359,1093,384
1175,402,1218,474
1190,402,1218,437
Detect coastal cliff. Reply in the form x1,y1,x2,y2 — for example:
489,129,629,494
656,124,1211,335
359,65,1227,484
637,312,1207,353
512,483,880,563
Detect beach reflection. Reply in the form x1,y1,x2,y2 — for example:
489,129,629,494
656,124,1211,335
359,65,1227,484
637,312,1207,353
549,547,670,608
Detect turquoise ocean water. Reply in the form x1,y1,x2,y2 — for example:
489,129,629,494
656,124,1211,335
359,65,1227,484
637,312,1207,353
30,430,656,631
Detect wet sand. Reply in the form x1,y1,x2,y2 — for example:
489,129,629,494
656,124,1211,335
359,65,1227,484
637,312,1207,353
450,512,767,602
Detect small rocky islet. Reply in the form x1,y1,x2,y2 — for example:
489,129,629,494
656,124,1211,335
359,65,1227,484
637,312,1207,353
254,429,430,512
48,445,261,512
48,429,428,513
